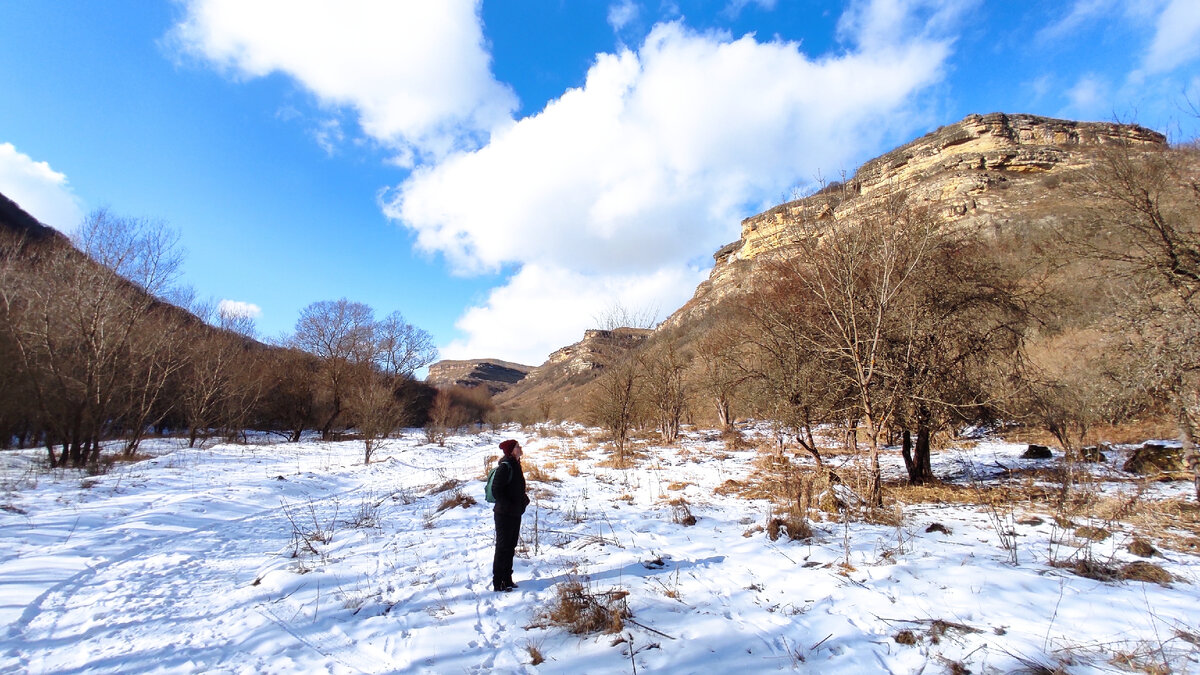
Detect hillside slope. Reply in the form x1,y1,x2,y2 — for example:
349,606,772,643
664,112,1165,327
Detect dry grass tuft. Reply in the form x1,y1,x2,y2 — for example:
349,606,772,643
886,482,988,506
428,479,463,495
721,427,752,450
524,640,545,666
666,481,693,491
523,462,560,483
669,498,697,526
1073,525,1111,541
1128,538,1159,557
566,463,581,477
540,580,631,635
1050,558,1121,582
436,490,477,512
894,630,919,645
766,512,813,541
1119,561,1174,585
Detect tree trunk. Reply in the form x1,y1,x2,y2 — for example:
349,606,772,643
715,396,731,430
908,425,935,485
1179,398,1199,502
901,429,914,477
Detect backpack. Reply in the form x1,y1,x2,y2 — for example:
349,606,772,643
485,464,501,503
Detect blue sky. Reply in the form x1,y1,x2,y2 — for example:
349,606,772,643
2,0,1198,367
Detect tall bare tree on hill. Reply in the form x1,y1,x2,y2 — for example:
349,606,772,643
1061,139,1200,498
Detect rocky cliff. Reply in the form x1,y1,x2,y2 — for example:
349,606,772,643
665,112,1167,327
541,328,654,376
426,359,533,396
493,327,653,412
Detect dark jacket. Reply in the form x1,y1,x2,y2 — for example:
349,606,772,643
492,456,530,516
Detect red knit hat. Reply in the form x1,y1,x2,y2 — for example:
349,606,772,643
499,439,518,454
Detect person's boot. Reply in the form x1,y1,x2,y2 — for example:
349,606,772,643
505,577,518,589
493,579,513,592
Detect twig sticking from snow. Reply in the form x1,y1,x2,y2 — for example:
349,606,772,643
625,618,675,640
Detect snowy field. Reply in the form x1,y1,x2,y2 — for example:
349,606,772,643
1,426,1198,674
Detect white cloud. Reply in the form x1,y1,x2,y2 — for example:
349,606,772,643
390,11,955,363
1036,0,1116,43
1143,0,1200,74
438,263,706,366
312,118,345,156
722,0,778,19
836,0,975,53
1064,73,1110,116
217,299,262,319
168,0,518,162
608,0,640,33
0,143,85,233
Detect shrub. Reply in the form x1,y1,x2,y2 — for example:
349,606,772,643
437,490,477,512
541,579,630,635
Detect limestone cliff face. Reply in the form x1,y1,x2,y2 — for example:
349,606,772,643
426,359,532,396
664,113,1167,327
541,328,653,377
494,327,652,411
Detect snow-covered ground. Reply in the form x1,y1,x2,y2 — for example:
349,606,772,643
1,426,1198,674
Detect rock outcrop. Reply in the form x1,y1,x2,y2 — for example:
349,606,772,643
541,328,654,377
426,359,533,396
494,327,652,412
664,113,1167,327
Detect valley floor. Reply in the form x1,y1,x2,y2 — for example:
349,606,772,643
1,426,1198,674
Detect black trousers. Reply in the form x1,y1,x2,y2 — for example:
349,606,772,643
493,511,522,584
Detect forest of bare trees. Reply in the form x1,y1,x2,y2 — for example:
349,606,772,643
0,209,440,467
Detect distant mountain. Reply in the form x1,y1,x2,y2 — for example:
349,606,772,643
426,359,533,396
493,327,652,414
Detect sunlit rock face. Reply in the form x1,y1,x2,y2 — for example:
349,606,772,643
426,359,533,395
663,113,1167,329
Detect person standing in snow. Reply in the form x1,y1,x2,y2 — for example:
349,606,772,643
492,438,530,592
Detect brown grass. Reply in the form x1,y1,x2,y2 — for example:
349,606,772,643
668,497,697,526
429,479,464,494
1120,561,1175,585
525,641,545,666
436,490,477,512
998,417,1175,447
539,580,630,635
766,511,812,541
523,462,560,483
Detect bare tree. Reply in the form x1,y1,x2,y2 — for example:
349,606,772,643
292,299,376,440
374,311,437,378
885,228,1031,484
0,210,184,466
640,339,691,444
585,357,643,462
741,283,844,468
770,203,935,505
1060,140,1200,498
594,301,659,331
693,311,751,432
